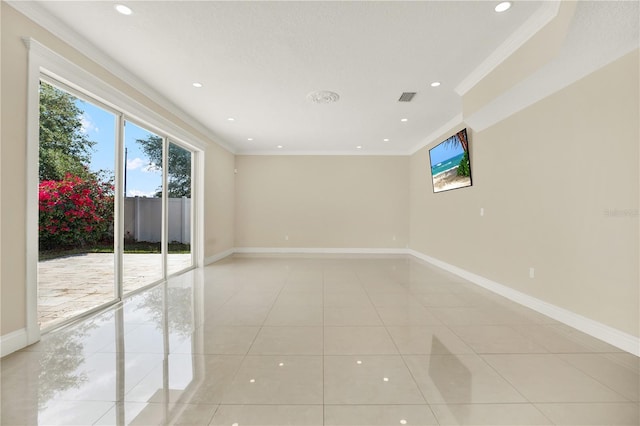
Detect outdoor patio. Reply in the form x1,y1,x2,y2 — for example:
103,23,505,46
38,252,191,329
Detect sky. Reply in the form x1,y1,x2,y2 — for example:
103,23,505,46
79,99,162,197
428,135,465,166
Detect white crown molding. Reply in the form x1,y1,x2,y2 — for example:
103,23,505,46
455,1,561,96
6,0,236,154
0,328,28,357
237,150,409,157
240,113,465,157
408,113,464,155
407,249,640,356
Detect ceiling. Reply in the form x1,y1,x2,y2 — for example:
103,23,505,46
9,1,632,154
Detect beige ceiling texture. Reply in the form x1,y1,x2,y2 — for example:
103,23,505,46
10,1,639,155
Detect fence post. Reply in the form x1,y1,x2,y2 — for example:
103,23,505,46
181,196,188,244
134,196,141,241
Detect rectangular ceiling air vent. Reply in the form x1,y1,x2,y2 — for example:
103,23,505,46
398,92,417,102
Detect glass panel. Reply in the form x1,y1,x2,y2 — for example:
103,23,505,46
37,81,117,329
167,142,192,275
123,121,163,293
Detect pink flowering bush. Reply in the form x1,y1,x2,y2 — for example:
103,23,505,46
39,174,114,250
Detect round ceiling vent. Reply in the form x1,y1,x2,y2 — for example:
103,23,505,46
307,90,340,104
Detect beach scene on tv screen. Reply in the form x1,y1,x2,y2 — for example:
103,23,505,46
429,130,472,193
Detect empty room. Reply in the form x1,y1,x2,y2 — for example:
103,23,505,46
1,1,638,425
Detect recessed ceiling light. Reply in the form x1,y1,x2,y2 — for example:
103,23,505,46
356,145,362,149
192,82,203,88
356,360,363,365
278,362,284,366
430,81,441,87
495,1,512,12
400,420,407,425
401,118,408,122
383,138,390,142
383,377,390,382
227,117,235,122
277,145,283,149
114,4,133,15
247,138,253,141
249,379,255,383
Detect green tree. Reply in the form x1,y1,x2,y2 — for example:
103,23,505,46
39,82,96,181
136,136,192,198
441,129,469,155
457,150,471,177
442,129,471,178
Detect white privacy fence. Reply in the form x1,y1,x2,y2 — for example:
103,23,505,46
124,197,191,244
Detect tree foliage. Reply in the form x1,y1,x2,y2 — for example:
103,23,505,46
442,129,469,154
38,82,115,250
136,136,192,198
457,150,471,177
39,82,96,181
39,174,114,250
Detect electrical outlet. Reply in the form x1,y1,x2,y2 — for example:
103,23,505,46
480,207,484,216
529,267,535,279
284,235,289,241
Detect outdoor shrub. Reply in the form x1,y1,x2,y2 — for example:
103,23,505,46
39,173,114,250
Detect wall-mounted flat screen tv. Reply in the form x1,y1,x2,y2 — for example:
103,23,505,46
428,128,472,193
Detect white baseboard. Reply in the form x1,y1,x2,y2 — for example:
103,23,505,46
233,247,408,255
408,249,640,356
1,328,28,357
6,248,636,357
203,248,235,265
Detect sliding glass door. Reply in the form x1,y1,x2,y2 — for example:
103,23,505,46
122,121,164,293
37,80,118,329
167,142,192,276
36,77,196,331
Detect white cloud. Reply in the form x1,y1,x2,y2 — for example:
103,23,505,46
127,189,157,198
142,162,162,174
127,157,145,170
80,113,99,134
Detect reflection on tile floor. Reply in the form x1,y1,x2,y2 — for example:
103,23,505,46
3,256,639,425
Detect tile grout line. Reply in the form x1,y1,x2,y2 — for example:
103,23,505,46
355,260,440,423
365,264,447,423
321,264,326,426
428,293,549,418
408,273,557,422
550,353,635,402
214,263,290,410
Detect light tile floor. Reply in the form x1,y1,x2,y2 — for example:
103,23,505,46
2,256,638,425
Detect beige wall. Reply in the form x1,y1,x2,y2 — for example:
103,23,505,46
235,155,409,249
410,50,639,337
2,1,637,348
0,3,234,336
2,3,30,335
204,143,235,258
